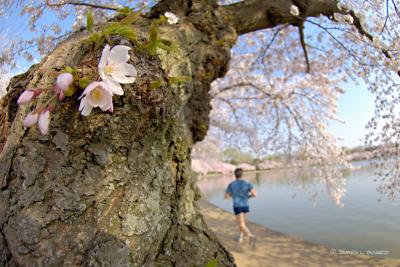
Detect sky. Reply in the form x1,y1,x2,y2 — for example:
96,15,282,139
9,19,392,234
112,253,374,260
0,2,376,149
329,81,375,148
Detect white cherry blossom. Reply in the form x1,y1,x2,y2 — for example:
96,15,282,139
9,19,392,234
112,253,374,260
79,81,114,116
98,44,137,95
164,12,179,24
290,5,299,16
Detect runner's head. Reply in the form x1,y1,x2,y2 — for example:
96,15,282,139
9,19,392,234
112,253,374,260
234,168,243,179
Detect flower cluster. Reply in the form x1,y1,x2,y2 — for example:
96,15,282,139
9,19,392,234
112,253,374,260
18,44,137,134
17,73,73,135
79,45,136,116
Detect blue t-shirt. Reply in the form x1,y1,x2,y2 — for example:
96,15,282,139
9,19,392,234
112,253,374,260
225,179,254,208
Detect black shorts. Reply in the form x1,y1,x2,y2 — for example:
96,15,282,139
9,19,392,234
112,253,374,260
233,206,249,215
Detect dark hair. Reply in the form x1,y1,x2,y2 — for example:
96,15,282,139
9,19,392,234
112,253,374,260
234,168,243,179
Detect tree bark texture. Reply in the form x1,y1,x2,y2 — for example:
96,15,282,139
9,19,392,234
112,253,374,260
0,0,342,266
0,2,238,266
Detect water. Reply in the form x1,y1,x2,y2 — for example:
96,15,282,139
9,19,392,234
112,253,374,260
198,163,400,258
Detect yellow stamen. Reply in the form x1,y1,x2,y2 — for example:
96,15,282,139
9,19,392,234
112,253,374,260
104,65,113,75
90,87,103,102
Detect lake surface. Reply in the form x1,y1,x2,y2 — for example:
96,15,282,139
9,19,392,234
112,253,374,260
198,163,400,258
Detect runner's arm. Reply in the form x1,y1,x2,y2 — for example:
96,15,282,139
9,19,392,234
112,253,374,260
249,188,257,198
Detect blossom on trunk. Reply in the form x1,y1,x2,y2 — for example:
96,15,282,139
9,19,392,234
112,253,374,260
38,109,51,135
17,89,41,105
22,109,51,135
23,111,39,128
290,5,299,16
54,73,73,100
98,44,137,95
79,81,114,116
164,12,178,24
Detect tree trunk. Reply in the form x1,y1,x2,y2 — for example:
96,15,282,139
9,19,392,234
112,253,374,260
0,2,238,266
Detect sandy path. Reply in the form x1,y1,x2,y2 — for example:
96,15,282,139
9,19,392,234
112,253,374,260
199,200,400,267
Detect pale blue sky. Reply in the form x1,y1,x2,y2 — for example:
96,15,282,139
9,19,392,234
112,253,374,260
1,3,375,148
329,82,375,148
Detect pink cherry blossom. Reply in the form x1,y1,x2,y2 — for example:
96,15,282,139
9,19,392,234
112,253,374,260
17,90,35,105
17,89,42,105
54,73,73,100
38,110,51,135
23,112,39,128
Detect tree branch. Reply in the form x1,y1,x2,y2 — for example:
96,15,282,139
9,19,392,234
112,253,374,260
346,10,393,60
298,23,311,73
221,0,339,35
45,0,119,11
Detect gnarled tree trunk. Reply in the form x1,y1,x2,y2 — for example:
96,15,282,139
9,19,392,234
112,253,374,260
0,2,237,266
0,0,344,266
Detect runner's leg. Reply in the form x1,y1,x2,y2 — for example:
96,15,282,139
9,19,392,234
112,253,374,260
236,213,251,237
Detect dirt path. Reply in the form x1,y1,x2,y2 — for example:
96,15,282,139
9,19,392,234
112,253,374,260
199,200,400,267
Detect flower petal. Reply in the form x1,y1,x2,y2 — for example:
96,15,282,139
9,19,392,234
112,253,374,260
38,110,50,135
99,44,111,71
17,90,35,105
111,63,137,84
99,96,113,111
56,73,73,91
79,81,100,99
109,45,131,63
79,97,93,116
23,112,38,128
86,82,112,107
108,101,114,113
104,79,124,95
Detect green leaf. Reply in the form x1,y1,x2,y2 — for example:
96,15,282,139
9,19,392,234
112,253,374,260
84,32,105,48
62,66,76,75
149,24,158,42
205,259,218,267
158,39,178,52
117,6,132,16
78,76,92,89
120,11,141,25
64,86,76,97
87,11,94,32
103,23,137,42
145,42,159,56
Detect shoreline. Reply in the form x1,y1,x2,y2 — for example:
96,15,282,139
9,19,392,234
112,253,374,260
199,200,400,267
194,159,377,179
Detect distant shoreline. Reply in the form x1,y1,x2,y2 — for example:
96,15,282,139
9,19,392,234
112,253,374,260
194,157,376,179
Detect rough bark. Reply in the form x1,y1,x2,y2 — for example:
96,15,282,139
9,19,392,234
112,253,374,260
0,2,238,266
0,0,345,266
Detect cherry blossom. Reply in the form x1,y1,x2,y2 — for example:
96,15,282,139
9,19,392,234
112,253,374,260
17,89,41,105
98,44,137,95
54,73,73,100
79,81,114,116
38,109,51,135
22,108,51,135
23,111,39,128
164,11,178,24
290,5,299,16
